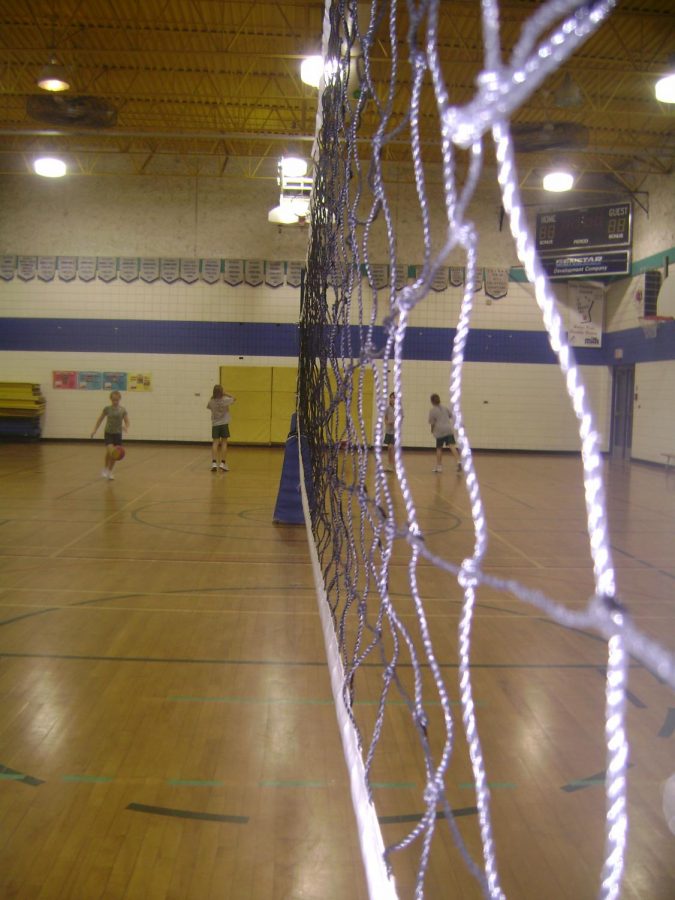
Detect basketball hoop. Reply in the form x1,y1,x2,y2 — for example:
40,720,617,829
638,316,673,339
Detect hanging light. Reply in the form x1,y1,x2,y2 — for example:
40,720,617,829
33,156,67,178
289,197,311,217
268,205,299,225
37,57,70,92
655,71,675,103
300,56,324,88
543,169,574,192
280,157,308,178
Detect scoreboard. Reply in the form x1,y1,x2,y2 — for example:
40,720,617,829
536,202,632,254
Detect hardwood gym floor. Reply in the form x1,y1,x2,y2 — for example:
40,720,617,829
0,442,673,899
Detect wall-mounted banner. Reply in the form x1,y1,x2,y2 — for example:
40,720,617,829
223,259,244,286
265,260,285,288
368,263,389,290
449,267,464,287
286,261,302,288
180,258,199,284
128,373,152,391
160,258,180,283
53,371,77,389
102,372,128,391
58,256,78,282
37,257,57,282
78,257,97,282
567,282,604,347
430,266,448,292
119,257,139,283
393,264,407,290
245,259,264,287
78,371,103,390
484,268,509,300
17,256,37,281
467,269,483,292
97,257,117,283
201,258,221,284
541,250,631,279
140,258,160,283
0,256,16,281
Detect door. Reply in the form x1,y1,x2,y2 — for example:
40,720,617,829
610,365,635,460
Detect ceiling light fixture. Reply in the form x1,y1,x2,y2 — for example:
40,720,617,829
543,169,574,192
37,57,70,92
268,204,299,225
280,156,308,178
300,56,324,88
655,70,675,103
33,156,67,177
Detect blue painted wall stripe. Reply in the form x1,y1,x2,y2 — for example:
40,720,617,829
0,317,673,365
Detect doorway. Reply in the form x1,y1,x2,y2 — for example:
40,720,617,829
610,364,635,460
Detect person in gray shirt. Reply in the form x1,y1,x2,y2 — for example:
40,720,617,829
428,393,461,474
91,390,129,480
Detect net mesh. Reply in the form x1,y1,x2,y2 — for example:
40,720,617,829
297,1,675,897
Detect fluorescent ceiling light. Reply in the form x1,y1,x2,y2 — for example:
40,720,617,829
268,205,299,225
33,157,67,178
543,170,574,192
37,60,70,92
655,72,675,103
280,157,307,178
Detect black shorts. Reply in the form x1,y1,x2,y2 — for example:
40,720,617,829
212,424,230,439
435,434,455,448
104,433,122,445
383,433,394,445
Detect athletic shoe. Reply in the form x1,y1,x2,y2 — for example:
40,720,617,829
456,463,462,472
211,461,217,471
433,466,443,473
107,473,115,480
384,466,394,473
101,468,110,479
220,463,229,471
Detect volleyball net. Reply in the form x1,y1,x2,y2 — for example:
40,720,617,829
297,1,675,897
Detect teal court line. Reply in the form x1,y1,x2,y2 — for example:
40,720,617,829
459,781,516,790
259,780,327,788
168,779,224,787
61,775,114,783
169,695,482,707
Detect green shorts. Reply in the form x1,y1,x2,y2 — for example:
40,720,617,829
212,424,230,439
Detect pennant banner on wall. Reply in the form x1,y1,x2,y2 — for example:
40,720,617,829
17,256,37,281
223,259,244,286
97,257,117,283
286,261,302,288
37,257,57,281
368,263,389,290
450,267,465,287
484,268,509,300
468,269,483,292
265,260,285,288
430,266,448,292
393,264,407,290
201,258,221,284
245,259,264,287
119,257,139,283
58,256,78,282
140,258,160,283
78,257,97,282
180,258,199,283
160,258,180,283
0,256,16,281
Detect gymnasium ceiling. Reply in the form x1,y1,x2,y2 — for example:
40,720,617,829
0,0,673,207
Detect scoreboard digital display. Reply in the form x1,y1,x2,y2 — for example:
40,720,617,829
536,202,633,255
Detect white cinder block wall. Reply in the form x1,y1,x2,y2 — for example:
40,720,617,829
0,168,673,454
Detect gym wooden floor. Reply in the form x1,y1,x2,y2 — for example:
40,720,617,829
0,442,673,899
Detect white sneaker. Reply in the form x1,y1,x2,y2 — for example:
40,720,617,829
433,466,443,473
220,462,229,471
211,461,217,471
101,468,110,479
107,472,115,480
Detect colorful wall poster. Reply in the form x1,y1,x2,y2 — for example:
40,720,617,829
78,371,104,390
102,372,128,391
128,373,152,392
53,371,77,389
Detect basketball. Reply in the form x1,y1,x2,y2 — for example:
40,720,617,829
112,445,125,461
